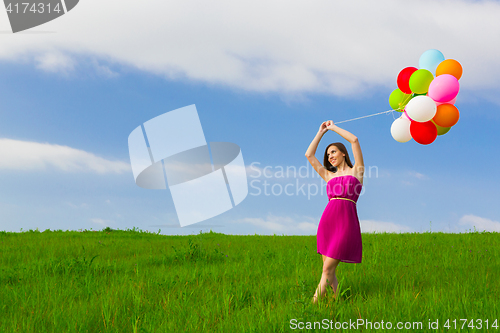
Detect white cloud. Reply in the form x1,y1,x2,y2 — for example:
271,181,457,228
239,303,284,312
235,214,318,234
459,214,500,232
408,171,427,180
383,169,428,185
236,215,415,234
0,138,130,174
35,51,75,74
66,202,89,209
1,0,499,96
90,58,119,78
360,219,414,233
90,218,113,226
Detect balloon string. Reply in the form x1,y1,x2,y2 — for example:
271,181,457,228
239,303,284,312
335,109,396,124
401,93,413,107
391,110,398,120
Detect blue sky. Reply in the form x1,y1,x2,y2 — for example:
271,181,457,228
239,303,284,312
1,0,500,235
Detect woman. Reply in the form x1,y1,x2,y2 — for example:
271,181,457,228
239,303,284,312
305,120,364,304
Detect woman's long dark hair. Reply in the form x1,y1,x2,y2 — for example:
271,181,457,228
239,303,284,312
323,142,353,173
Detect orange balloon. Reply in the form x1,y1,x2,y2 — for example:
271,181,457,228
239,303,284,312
433,104,460,127
436,59,463,80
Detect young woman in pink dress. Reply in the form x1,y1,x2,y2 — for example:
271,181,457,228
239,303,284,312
305,120,365,304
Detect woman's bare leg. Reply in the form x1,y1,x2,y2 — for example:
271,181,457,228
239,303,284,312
312,256,340,304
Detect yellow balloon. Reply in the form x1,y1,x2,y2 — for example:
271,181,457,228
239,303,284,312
431,120,451,135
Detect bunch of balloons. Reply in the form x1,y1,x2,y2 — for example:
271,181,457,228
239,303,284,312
389,49,463,145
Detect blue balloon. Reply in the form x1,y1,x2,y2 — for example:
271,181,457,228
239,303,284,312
419,49,445,75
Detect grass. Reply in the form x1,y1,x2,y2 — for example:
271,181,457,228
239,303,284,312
0,227,499,332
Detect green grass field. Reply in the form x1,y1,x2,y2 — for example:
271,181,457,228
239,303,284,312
1,227,499,332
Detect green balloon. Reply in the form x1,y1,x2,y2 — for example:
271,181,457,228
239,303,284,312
409,69,434,94
389,88,412,111
431,120,451,135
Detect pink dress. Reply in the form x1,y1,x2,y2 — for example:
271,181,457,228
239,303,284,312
317,175,363,263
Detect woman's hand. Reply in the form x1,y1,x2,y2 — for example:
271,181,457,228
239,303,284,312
325,120,336,131
319,121,328,134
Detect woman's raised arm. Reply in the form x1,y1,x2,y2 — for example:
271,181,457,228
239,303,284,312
305,122,331,182
326,121,364,175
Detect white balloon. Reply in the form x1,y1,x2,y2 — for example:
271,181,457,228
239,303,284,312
401,111,412,121
405,95,437,122
391,117,412,143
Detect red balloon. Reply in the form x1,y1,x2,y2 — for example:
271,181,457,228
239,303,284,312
410,120,438,145
397,67,418,94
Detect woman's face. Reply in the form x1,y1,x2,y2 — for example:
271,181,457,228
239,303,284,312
327,145,344,166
